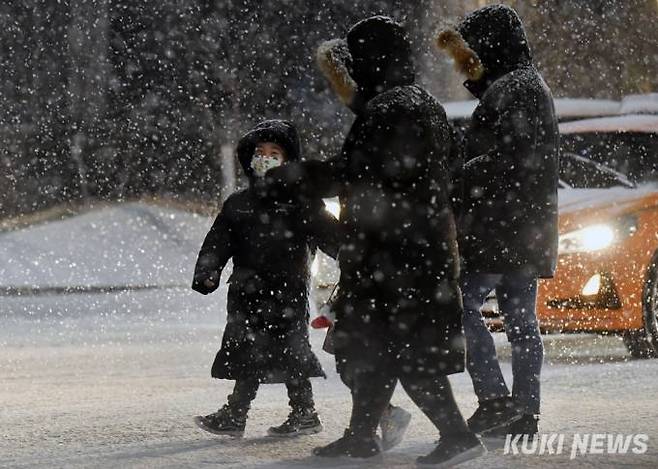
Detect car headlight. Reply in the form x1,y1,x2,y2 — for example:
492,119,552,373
558,216,637,254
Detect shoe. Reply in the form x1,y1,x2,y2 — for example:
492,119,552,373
480,414,539,450
467,396,522,434
194,405,246,437
417,432,486,467
267,409,323,437
508,414,539,436
312,428,382,458
379,405,412,451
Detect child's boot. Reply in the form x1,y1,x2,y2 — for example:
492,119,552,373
194,404,246,437
267,408,323,437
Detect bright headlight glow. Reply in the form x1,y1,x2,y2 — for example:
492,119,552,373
558,224,616,254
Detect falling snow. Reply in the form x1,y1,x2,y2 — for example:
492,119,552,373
1,1,657,468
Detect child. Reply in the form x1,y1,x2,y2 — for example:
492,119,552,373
192,120,339,438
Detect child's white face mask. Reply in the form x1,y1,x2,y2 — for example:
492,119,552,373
250,154,282,178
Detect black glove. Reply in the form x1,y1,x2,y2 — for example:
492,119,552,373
191,270,220,295
264,162,306,200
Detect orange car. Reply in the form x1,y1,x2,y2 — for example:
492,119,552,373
483,113,658,358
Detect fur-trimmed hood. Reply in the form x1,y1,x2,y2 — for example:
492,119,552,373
236,120,300,179
437,5,532,96
316,16,415,112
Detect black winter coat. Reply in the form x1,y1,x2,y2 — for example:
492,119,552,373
192,120,339,383
455,5,560,278
269,17,465,378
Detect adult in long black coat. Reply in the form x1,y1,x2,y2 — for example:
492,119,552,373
438,4,559,436
268,16,483,463
192,120,339,431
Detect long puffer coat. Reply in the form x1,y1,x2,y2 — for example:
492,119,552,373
192,120,339,383
268,17,466,379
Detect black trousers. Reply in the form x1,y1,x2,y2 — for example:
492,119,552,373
346,370,470,439
226,377,315,418
335,284,469,440
341,354,470,438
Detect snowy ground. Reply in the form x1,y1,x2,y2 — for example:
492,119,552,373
3,286,658,469
2,203,658,468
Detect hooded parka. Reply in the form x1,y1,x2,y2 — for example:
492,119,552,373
192,120,338,383
269,17,466,379
438,5,560,278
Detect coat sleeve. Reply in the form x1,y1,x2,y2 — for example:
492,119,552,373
463,90,537,188
265,154,348,200
191,203,234,295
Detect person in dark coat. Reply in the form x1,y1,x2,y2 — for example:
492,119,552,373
267,16,484,466
437,4,560,437
191,119,339,438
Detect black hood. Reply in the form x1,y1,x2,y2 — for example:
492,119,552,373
236,120,301,179
346,16,416,106
457,5,532,94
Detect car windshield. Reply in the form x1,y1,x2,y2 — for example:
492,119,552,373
560,131,658,183
558,152,635,189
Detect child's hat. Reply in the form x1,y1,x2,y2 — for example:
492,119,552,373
236,120,301,177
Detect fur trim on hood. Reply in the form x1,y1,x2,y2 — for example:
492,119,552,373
438,5,532,98
316,17,415,111
436,28,484,81
316,38,357,107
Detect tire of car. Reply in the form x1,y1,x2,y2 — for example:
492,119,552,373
623,250,658,359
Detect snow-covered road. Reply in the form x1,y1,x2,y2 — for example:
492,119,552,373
2,287,658,468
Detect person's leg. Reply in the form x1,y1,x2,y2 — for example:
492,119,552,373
331,302,396,438
461,272,510,402
194,378,259,436
461,272,523,434
313,296,395,458
348,369,397,439
496,274,543,417
226,377,260,419
313,364,396,457
286,377,315,414
399,374,469,436
401,375,485,466
268,377,322,437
